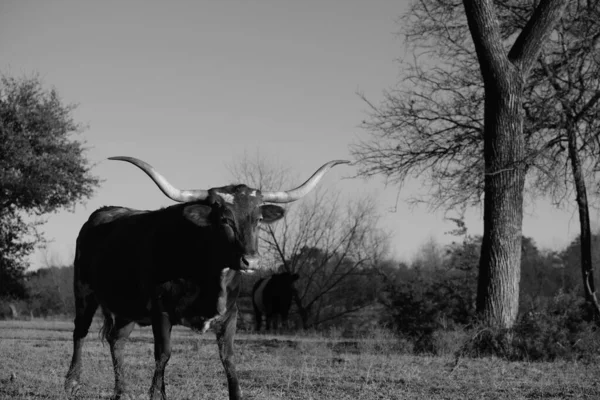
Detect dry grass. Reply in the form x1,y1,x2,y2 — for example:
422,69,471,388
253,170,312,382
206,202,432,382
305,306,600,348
0,320,599,399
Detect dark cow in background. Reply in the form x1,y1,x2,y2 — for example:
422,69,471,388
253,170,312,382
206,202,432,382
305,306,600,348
64,156,348,400
252,272,299,331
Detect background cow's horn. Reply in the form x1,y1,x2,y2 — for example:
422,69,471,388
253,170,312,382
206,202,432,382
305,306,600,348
108,156,209,202
261,160,351,203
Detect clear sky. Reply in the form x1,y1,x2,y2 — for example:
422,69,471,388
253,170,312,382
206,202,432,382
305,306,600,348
1,0,595,269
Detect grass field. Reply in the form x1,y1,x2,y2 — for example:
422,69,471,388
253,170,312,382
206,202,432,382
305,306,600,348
1,320,599,399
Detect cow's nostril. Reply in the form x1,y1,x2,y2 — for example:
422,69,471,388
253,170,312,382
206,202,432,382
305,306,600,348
241,255,260,270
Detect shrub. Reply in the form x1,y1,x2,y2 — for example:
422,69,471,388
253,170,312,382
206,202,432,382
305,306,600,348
511,291,600,362
456,291,600,362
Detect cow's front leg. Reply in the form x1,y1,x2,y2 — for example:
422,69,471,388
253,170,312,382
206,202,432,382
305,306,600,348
108,317,135,399
65,293,99,395
149,311,172,400
216,307,242,400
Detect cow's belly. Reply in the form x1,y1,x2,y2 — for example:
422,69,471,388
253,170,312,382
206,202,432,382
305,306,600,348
94,278,226,329
95,284,153,324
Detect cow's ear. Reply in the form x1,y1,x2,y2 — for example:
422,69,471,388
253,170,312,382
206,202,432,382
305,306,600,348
260,205,285,224
183,205,212,227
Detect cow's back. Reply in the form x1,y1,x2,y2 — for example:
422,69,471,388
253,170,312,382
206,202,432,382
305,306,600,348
75,206,150,275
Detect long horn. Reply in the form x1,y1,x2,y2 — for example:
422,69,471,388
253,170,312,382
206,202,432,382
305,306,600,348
262,160,350,203
108,156,209,202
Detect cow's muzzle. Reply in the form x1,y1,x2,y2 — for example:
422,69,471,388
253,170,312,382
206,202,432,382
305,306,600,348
240,255,260,271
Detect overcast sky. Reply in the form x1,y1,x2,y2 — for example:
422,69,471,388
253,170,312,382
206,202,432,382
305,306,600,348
1,0,594,269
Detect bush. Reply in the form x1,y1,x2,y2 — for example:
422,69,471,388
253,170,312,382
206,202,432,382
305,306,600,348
511,291,600,362
380,234,600,361
382,264,476,354
455,291,600,362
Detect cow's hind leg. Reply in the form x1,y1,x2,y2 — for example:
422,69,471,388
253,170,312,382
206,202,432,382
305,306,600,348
107,315,135,399
65,292,99,395
216,308,242,400
149,312,172,400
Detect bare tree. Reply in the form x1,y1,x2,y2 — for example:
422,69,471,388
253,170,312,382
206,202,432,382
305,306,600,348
353,0,570,328
533,1,600,317
465,0,569,328
230,153,389,329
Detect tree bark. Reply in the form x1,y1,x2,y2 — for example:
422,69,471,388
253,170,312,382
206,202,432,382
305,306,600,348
463,0,569,328
475,69,526,328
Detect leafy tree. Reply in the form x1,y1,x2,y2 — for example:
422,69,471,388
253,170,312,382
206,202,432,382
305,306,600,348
353,0,570,328
0,74,100,298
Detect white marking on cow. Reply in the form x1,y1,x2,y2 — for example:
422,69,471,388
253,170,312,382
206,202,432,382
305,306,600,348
253,276,271,313
216,192,234,204
181,316,220,333
200,315,220,333
249,190,257,197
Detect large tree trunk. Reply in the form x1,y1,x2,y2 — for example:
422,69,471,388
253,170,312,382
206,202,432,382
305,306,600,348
463,0,568,328
566,124,600,319
476,75,526,328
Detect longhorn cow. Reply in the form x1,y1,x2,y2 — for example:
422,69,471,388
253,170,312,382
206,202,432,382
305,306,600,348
252,272,300,331
64,156,348,400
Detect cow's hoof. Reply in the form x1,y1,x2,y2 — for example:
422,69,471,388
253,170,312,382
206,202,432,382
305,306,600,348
149,388,167,400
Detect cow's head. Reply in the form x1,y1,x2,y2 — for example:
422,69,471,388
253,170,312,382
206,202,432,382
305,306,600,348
108,156,349,272
182,185,284,271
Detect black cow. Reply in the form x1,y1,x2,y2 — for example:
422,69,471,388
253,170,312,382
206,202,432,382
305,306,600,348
252,272,299,331
64,156,348,400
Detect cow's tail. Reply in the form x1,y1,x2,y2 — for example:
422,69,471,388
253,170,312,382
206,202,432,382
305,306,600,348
99,307,114,343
